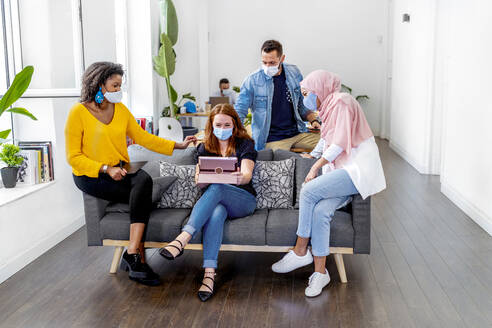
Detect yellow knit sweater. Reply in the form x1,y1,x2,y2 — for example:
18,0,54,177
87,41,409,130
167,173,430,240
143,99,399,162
65,102,175,177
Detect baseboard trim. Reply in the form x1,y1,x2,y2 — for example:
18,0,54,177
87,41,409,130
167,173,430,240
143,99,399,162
389,140,430,174
441,181,492,236
0,215,85,284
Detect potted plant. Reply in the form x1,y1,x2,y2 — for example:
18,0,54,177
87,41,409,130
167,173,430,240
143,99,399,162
341,83,369,103
154,0,197,142
0,143,24,188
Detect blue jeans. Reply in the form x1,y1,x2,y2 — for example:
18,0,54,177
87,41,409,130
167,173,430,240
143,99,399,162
297,169,358,257
182,184,257,268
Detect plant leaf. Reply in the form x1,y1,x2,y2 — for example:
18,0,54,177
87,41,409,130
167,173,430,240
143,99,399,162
182,93,196,101
170,83,178,103
356,95,370,101
159,0,178,46
6,107,37,120
154,33,176,78
0,66,34,115
233,86,240,93
341,83,352,94
0,129,11,139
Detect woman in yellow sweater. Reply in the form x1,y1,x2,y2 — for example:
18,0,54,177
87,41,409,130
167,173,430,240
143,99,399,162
65,62,196,285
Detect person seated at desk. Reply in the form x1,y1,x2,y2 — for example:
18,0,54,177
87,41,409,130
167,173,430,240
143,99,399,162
212,78,236,105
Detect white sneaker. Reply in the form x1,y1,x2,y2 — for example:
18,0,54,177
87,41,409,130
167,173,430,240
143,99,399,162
305,269,331,297
271,249,313,273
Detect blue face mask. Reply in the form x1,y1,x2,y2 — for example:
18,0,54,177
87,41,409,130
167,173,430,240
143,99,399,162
303,93,318,110
213,127,233,140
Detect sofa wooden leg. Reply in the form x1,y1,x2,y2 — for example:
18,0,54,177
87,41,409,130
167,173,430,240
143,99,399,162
110,246,124,274
334,253,348,283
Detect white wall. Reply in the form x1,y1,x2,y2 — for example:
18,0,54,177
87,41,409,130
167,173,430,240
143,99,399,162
130,0,390,134
388,0,492,235
438,0,492,235
207,0,390,136
0,98,85,283
388,0,438,174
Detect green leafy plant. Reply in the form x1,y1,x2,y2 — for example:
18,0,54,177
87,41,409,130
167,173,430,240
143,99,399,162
233,86,240,93
0,143,24,167
162,92,196,117
0,66,37,143
341,83,369,102
153,0,195,118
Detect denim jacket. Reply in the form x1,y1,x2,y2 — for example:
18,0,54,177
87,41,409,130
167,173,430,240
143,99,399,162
234,63,312,150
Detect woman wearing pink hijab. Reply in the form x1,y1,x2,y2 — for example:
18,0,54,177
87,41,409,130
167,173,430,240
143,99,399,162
271,70,386,297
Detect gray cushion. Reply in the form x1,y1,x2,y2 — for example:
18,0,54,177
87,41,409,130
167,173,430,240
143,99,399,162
158,162,202,208
100,209,191,242
294,157,321,208
266,209,354,248
105,176,178,213
152,176,177,203
223,209,268,245
252,159,295,209
134,147,198,177
257,148,273,161
273,149,301,161
182,209,269,246
106,203,130,213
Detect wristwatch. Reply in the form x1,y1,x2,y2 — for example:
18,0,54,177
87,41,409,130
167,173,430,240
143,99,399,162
102,165,108,174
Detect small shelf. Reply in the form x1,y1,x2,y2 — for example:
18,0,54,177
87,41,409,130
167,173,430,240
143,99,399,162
0,181,56,207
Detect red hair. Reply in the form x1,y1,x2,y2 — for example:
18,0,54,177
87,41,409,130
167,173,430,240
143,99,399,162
203,103,252,156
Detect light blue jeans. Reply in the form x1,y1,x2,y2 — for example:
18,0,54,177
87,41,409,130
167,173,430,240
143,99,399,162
297,169,358,257
182,184,257,268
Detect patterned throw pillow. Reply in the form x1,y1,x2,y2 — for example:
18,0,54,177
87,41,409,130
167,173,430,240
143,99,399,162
252,158,295,209
158,162,202,209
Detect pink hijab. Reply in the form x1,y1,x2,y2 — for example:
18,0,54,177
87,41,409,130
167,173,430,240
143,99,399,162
300,70,373,167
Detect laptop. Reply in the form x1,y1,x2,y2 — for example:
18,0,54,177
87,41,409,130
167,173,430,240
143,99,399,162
209,96,230,108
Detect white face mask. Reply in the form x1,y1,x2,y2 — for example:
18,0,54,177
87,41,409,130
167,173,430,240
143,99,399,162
222,88,232,95
104,90,123,103
262,64,279,77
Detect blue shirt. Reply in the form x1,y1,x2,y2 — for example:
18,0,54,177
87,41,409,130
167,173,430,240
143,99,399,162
234,63,313,151
267,67,299,142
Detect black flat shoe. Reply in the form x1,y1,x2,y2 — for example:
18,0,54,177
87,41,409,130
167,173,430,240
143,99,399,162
159,239,184,260
130,263,161,286
197,274,216,302
120,251,148,279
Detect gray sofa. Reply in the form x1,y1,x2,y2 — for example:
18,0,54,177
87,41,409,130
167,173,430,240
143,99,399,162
82,146,371,282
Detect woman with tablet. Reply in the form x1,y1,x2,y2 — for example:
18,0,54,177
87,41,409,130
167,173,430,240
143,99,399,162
159,103,257,302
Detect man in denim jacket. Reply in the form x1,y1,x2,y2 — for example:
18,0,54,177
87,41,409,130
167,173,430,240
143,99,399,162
235,40,320,151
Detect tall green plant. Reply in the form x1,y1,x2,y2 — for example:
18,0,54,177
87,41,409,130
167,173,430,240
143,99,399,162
153,0,179,118
0,66,37,143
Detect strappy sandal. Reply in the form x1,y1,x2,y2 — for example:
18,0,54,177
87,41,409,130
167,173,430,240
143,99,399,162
198,273,216,302
159,239,184,260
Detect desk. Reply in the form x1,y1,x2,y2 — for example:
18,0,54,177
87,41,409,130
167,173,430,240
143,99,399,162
179,112,209,130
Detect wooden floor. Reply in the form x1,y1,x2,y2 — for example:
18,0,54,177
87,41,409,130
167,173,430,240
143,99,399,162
1,139,491,328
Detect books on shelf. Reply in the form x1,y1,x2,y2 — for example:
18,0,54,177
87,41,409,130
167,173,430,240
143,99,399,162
17,141,54,185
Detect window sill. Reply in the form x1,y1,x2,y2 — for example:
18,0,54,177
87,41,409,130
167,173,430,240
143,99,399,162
0,181,56,207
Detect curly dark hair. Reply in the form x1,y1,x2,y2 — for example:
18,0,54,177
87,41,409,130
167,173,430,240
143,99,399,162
80,62,124,106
